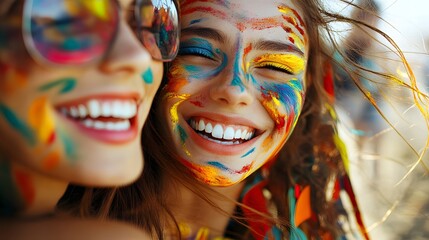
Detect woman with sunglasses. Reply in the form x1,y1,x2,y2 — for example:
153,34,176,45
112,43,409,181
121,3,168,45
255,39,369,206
62,0,428,239
0,0,179,238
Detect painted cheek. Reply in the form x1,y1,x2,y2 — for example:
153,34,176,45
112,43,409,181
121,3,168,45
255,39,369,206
38,77,77,94
0,63,30,94
0,104,36,146
28,97,56,145
261,78,304,131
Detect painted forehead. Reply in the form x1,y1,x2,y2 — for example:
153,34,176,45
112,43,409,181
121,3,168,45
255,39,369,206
180,0,307,48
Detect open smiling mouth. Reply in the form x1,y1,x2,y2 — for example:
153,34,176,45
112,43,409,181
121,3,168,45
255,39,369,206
57,98,139,143
188,117,261,145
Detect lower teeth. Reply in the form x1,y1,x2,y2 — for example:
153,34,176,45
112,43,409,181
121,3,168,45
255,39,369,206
198,133,241,145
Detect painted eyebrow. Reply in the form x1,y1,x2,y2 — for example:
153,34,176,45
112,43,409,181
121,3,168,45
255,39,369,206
253,40,304,57
180,26,226,44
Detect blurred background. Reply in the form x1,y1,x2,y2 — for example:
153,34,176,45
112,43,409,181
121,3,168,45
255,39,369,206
325,0,429,239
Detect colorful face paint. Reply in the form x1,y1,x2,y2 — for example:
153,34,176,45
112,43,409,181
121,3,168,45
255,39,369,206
160,0,308,186
0,0,166,196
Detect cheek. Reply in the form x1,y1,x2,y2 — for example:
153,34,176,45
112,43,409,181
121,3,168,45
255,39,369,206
164,63,191,93
259,79,305,132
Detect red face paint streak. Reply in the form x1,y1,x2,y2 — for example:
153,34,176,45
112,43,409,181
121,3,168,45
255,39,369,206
237,16,285,32
289,37,295,44
290,8,305,27
182,6,228,20
190,100,204,107
244,44,252,56
283,16,305,36
235,162,254,174
47,132,56,145
14,169,35,206
181,0,228,9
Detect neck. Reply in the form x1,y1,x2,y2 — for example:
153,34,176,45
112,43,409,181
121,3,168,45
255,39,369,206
165,178,245,238
0,156,68,218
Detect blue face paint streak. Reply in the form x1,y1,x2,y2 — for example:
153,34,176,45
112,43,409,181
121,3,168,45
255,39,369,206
231,40,246,92
176,125,188,144
0,160,24,216
142,68,154,84
189,18,204,25
180,38,228,80
0,104,36,146
38,77,77,94
261,78,305,114
207,161,230,173
58,129,76,161
241,147,255,158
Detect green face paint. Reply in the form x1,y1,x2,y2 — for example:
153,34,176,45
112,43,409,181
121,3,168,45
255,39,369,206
38,77,77,94
142,68,154,84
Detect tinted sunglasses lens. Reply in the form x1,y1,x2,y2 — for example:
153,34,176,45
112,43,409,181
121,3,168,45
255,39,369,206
23,0,119,65
136,0,179,61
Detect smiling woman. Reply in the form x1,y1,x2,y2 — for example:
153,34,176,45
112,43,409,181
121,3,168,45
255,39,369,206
61,0,429,239
0,0,179,238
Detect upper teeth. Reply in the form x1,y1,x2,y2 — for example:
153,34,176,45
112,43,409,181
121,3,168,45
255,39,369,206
61,99,137,119
190,119,254,141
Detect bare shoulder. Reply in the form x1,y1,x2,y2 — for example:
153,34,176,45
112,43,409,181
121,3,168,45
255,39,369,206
0,217,152,240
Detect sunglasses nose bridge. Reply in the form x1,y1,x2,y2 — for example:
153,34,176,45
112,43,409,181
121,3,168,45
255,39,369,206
99,20,153,74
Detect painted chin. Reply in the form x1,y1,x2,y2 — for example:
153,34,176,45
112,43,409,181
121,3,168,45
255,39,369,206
55,95,141,144
183,115,265,156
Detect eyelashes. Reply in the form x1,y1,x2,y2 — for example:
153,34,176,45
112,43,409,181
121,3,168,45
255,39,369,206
178,46,215,60
254,62,294,75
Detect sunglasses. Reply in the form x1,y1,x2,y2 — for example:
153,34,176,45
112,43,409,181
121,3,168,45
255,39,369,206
22,0,180,65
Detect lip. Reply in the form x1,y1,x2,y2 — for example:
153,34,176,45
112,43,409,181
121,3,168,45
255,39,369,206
56,93,141,144
183,112,263,155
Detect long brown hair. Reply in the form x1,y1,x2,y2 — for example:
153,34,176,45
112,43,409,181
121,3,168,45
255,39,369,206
58,0,428,239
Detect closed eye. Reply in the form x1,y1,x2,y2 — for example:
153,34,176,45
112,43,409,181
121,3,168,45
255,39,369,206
178,47,215,60
256,62,294,75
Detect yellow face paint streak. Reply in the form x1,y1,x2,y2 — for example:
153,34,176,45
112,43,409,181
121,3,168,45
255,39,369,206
28,97,55,144
254,54,305,75
187,161,233,186
289,33,305,52
261,92,286,129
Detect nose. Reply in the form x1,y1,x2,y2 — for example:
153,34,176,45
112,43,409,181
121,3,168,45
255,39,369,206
99,21,152,74
209,74,254,107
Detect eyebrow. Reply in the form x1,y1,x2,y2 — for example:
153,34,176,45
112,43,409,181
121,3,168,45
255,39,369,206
253,40,304,56
181,26,227,44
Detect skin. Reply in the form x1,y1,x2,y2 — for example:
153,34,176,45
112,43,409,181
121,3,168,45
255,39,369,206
0,0,163,217
160,0,309,187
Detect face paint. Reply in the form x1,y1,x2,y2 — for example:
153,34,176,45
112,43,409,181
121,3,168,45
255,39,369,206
38,78,77,94
161,0,309,186
142,68,154,84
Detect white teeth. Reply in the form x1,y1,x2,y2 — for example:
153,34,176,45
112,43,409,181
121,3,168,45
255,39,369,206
70,106,79,118
241,130,248,139
205,123,213,134
62,99,138,120
190,119,256,142
78,104,87,118
198,119,205,131
212,124,224,139
223,127,235,140
88,100,101,118
101,102,112,117
81,119,130,131
234,129,242,139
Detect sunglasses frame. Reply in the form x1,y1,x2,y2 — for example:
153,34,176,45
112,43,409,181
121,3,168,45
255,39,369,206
22,0,179,67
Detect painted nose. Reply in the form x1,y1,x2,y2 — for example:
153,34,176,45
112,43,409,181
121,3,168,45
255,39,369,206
209,79,253,107
99,21,152,75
